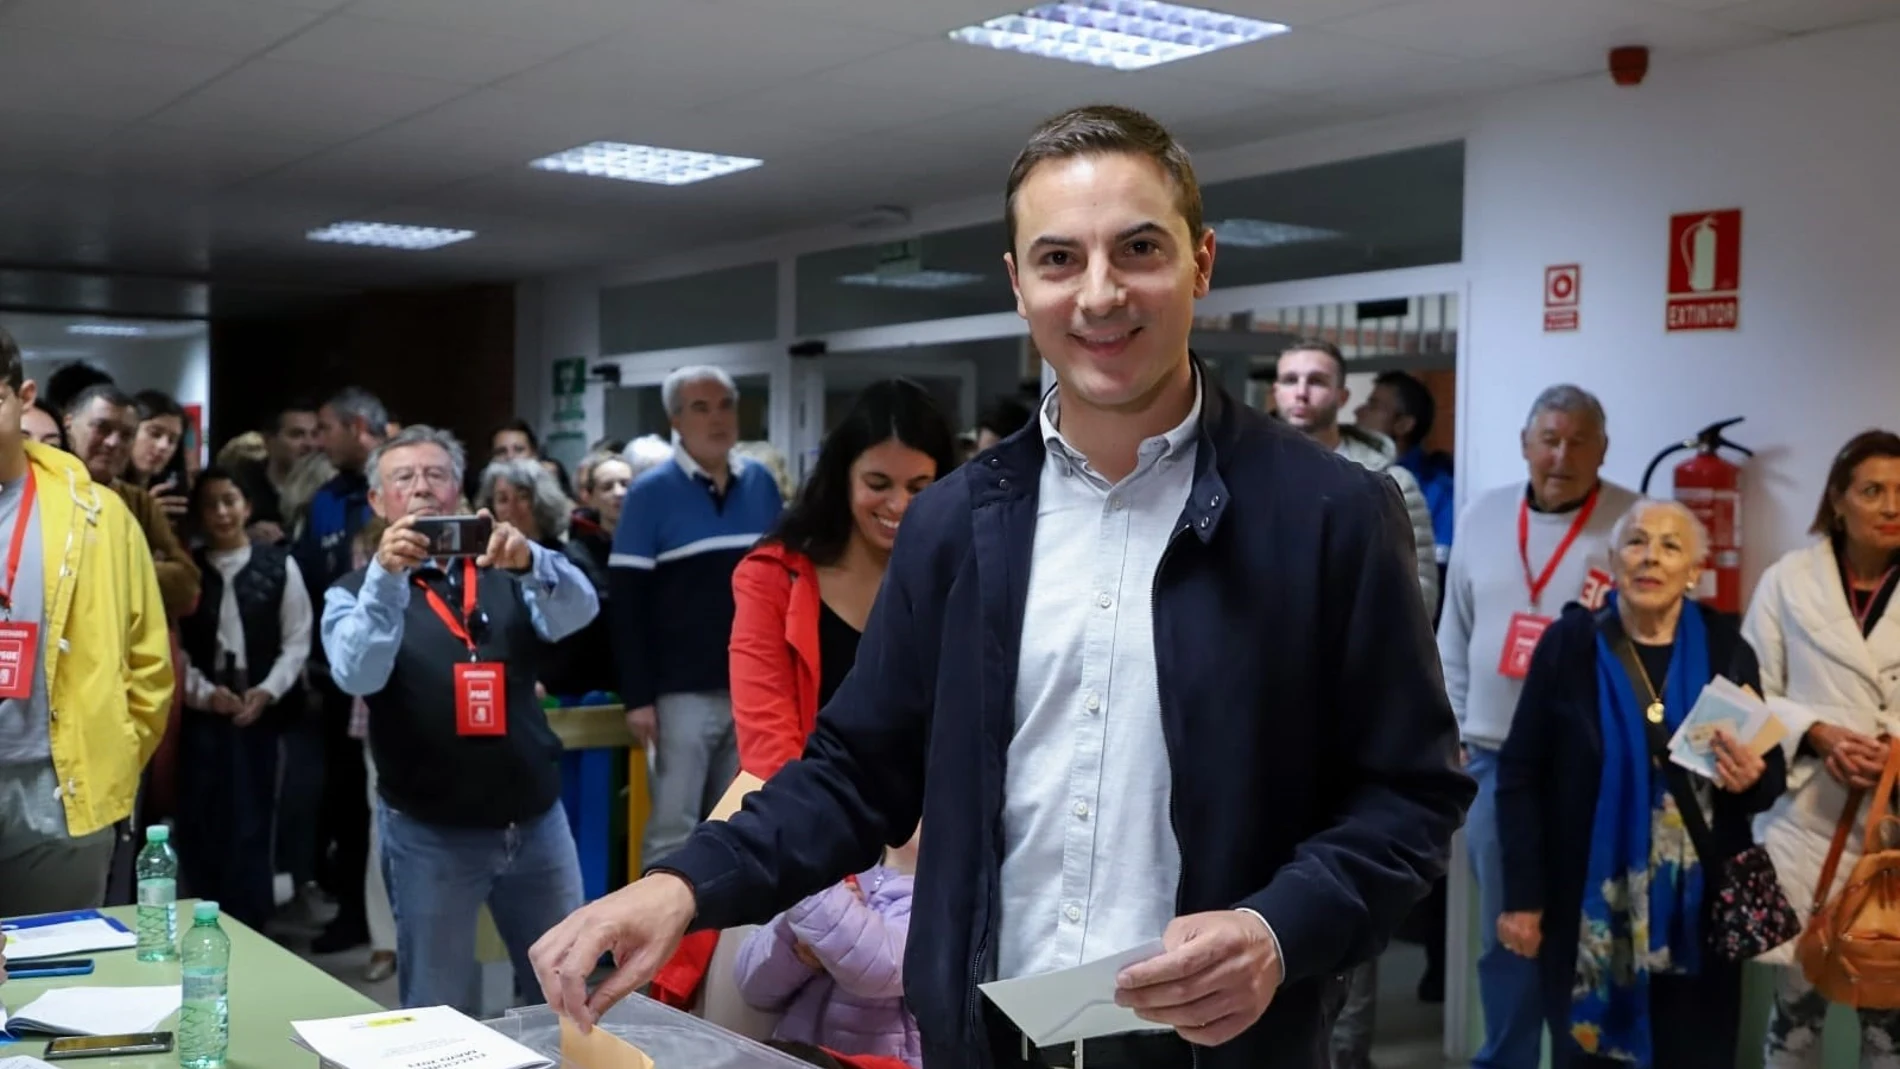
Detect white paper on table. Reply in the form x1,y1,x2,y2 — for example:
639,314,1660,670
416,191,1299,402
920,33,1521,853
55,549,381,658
1669,676,1775,779
978,939,1166,1048
0,1056,60,1069
291,1005,551,1069
0,917,136,961
1,985,181,1037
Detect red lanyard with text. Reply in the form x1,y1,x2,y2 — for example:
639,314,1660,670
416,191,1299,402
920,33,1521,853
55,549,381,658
0,469,38,615
1517,486,1599,612
414,559,481,660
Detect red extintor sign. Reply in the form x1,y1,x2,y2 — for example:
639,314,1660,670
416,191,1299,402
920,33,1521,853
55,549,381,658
1667,209,1741,332
1544,264,1579,332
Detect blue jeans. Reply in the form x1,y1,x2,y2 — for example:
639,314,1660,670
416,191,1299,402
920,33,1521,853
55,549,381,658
1466,746,1544,1069
378,799,584,1013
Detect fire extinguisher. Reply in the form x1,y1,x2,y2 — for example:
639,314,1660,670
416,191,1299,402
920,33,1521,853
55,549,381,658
1640,417,1754,614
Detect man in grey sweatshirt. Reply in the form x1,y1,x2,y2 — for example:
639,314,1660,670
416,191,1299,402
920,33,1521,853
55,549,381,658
1436,383,1636,1069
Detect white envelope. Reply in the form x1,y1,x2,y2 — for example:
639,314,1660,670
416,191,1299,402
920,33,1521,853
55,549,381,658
978,940,1166,1047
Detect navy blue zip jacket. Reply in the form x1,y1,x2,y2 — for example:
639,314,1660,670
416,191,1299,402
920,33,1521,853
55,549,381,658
661,368,1475,1069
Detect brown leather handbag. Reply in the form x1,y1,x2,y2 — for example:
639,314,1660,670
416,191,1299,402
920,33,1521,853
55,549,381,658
1798,739,1900,1008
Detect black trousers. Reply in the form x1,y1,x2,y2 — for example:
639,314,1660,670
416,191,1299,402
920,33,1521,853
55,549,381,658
174,711,281,931
313,682,369,931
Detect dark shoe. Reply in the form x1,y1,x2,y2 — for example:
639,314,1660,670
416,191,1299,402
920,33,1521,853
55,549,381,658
1416,968,1444,1004
311,920,369,954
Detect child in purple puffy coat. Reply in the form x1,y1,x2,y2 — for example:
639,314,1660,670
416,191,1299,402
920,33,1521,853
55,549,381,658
734,833,921,1068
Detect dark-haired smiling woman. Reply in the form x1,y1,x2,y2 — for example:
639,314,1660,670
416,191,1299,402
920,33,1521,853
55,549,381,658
729,379,958,779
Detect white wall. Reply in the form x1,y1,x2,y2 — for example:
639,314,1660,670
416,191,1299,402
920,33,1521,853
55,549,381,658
1462,20,1900,591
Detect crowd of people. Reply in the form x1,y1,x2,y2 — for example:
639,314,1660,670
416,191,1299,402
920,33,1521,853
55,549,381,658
1,103,1895,1069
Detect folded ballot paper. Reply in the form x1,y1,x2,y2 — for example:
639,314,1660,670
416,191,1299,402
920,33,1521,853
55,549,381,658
979,940,1166,1047
292,1007,552,1069
1669,677,1787,780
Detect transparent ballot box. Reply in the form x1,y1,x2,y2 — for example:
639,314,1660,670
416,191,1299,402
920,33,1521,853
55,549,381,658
484,995,813,1069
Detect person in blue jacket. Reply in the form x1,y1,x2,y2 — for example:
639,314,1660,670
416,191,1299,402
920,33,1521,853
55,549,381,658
531,105,1473,1069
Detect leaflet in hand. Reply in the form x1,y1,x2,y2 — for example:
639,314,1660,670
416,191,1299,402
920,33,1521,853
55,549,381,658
1669,676,1787,780
291,1006,551,1069
979,939,1166,1047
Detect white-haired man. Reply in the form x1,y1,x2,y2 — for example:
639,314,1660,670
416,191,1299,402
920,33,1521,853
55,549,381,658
609,367,782,869
1438,383,1637,1069
322,424,599,1011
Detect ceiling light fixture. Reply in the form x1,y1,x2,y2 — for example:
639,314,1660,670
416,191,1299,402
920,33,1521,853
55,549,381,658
1211,218,1344,248
949,0,1286,71
67,323,149,337
306,222,475,251
837,270,987,291
530,141,763,186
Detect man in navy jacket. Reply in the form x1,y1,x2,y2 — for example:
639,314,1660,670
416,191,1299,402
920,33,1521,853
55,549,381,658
532,106,1472,1069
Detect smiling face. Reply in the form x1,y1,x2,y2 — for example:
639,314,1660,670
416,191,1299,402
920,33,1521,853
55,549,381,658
1614,504,1703,616
1004,152,1214,419
67,395,135,484
848,437,939,556
197,475,251,548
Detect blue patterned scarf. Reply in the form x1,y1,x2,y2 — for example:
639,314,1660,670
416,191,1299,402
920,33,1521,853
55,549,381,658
1571,594,1709,1065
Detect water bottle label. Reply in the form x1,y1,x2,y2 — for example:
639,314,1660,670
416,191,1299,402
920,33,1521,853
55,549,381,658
182,970,226,1000
138,878,176,906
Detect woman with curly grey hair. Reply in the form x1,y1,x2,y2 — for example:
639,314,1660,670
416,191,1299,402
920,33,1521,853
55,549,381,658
478,457,573,549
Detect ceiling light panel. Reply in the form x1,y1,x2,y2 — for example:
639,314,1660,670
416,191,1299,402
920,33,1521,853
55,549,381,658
837,270,987,291
529,141,764,186
67,323,149,337
306,222,476,251
1211,218,1343,248
949,0,1287,71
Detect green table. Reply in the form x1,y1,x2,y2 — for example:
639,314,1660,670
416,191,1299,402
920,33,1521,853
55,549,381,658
3,901,379,1067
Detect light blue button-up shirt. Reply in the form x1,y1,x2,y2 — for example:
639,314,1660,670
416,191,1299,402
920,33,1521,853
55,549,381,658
321,541,598,697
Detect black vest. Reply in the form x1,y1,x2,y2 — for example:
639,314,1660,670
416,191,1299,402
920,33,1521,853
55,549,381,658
182,544,298,722
333,561,561,828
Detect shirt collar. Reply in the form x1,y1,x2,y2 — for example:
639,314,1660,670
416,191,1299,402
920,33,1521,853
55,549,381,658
1039,365,1203,469
672,441,744,484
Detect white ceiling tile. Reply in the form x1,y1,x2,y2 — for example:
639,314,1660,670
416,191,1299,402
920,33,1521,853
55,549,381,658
263,15,583,85
0,109,123,168
1164,28,1452,91
1646,0,1753,11
1717,0,1900,32
341,0,640,44
144,59,472,142
0,29,238,120
1497,9,1782,73
0,0,324,54
1215,0,1418,27
74,127,324,190
696,79,976,138
819,39,1112,107
584,7,915,99
716,0,1027,35
1310,58,1565,107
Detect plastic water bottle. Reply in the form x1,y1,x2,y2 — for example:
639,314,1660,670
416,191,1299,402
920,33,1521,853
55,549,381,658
179,901,230,1069
134,825,178,962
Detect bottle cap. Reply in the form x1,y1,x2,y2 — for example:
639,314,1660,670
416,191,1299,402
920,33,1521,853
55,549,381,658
193,901,220,922
146,825,170,843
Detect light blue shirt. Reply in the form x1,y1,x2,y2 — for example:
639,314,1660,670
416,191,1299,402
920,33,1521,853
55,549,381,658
320,542,599,697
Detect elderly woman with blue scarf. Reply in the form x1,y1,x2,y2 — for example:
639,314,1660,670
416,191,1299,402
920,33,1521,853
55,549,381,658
1495,498,1787,1068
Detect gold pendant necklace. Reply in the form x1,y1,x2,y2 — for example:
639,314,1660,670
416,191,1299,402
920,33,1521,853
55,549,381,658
1646,701,1665,724
1628,643,1666,723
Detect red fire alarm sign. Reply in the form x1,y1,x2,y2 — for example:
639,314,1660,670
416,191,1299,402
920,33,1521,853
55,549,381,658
1544,264,1580,332
1666,208,1741,332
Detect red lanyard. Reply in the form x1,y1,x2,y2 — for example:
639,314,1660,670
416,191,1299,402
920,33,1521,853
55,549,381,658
0,470,38,612
414,559,480,656
1517,486,1599,611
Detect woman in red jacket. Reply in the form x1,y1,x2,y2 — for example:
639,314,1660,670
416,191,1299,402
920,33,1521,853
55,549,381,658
731,379,958,778
648,380,957,1022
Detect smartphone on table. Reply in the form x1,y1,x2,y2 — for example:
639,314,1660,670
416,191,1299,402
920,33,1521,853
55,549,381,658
6,957,93,979
42,1032,174,1060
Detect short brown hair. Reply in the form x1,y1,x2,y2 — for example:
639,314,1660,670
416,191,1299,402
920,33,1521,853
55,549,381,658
1004,105,1203,255
1813,429,1900,535
1278,337,1346,385
0,326,21,392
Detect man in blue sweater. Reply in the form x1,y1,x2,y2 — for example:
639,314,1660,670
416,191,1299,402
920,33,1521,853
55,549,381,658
609,366,781,869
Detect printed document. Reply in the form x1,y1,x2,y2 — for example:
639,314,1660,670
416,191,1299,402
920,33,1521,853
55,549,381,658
292,1006,551,1069
0,912,135,961
1,985,181,1036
